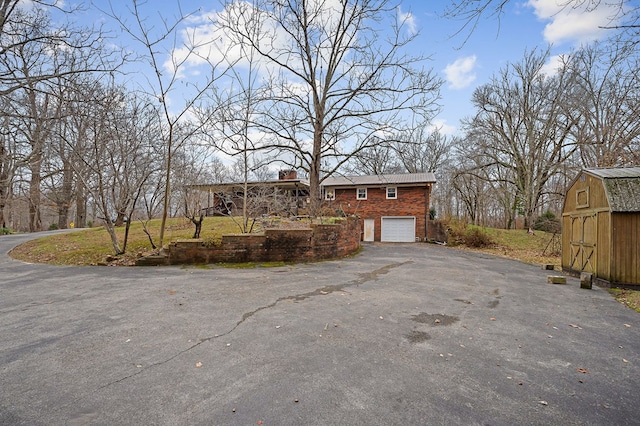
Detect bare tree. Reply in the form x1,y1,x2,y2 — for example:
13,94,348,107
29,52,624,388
568,40,640,167
0,107,17,229
64,83,162,255
198,3,271,233
462,48,579,230
441,0,634,44
105,0,235,249
392,127,453,174
219,0,442,215
344,139,404,175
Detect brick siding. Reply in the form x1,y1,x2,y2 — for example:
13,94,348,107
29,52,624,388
324,186,430,241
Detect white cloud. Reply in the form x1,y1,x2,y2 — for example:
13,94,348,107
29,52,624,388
397,7,418,36
443,55,477,90
429,119,457,136
527,0,620,44
540,53,567,77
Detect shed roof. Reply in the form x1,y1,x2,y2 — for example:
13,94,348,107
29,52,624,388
322,172,436,187
584,167,640,212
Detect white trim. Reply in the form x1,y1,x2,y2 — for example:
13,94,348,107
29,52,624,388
356,187,367,200
325,189,335,200
386,186,397,199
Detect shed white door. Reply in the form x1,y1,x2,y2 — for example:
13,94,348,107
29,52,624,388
381,217,415,242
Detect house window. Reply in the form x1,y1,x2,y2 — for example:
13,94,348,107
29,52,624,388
325,189,335,201
386,187,397,199
356,188,367,200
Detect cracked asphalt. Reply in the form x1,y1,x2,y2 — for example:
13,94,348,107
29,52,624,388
1,231,639,425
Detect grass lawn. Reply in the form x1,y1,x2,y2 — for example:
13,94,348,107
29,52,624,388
8,216,277,266
462,226,561,268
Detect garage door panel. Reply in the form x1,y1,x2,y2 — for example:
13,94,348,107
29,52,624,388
381,217,415,242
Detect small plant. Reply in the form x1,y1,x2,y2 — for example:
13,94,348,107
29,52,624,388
202,236,222,247
1,227,12,235
48,223,59,231
429,207,437,220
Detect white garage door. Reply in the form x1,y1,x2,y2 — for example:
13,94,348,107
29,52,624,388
381,217,415,242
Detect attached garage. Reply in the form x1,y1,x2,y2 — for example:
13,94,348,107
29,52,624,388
381,217,416,242
562,167,640,287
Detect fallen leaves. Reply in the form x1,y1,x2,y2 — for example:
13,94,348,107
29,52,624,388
577,367,588,374
195,361,203,368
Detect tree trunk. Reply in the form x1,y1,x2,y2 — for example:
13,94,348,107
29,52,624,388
29,158,42,232
57,163,74,229
75,184,87,228
114,211,126,227
103,218,123,255
191,214,204,239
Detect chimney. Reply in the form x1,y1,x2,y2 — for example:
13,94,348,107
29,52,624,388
278,169,297,180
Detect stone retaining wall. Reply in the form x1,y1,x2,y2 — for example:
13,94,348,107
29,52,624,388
137,217,361,265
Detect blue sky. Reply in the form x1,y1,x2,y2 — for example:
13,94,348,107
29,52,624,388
83,0,623,136
402,0,623,134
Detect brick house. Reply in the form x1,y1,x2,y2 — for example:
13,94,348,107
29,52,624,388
321,172,436,242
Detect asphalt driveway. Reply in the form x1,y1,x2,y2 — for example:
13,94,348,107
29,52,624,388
1,231,639,425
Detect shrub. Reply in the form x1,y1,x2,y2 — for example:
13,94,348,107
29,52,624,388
534,211,561,233
429,207,437,220
445,218,468,246
1,227,12,235
48,223,59,231
464,228,494,248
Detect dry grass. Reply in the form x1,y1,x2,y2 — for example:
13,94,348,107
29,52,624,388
9,216,306,266
453,225,561,268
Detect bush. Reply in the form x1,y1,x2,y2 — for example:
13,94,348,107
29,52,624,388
534,211,561,233
429,207,437,220
444,218,468,246
464,228,494,248
1,227,12,235
48,223,59,231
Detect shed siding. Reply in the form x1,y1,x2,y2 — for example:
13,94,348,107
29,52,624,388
611,213,640,285
563,173,609,212
562,169,640,287
597,211,611,281
562,172,610,278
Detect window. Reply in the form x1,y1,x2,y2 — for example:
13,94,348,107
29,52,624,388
386,187,397,199
356,188,367,200
325,189,335,201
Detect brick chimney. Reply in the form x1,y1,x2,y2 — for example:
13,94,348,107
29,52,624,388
278,169,297,180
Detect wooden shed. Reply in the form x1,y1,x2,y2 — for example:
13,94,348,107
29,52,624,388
562,167,640,287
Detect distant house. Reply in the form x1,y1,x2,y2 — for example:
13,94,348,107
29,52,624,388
190,170,309,217
561,167,640,287
321,172,436,242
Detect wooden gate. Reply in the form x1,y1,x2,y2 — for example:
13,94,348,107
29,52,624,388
569,213,597,274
